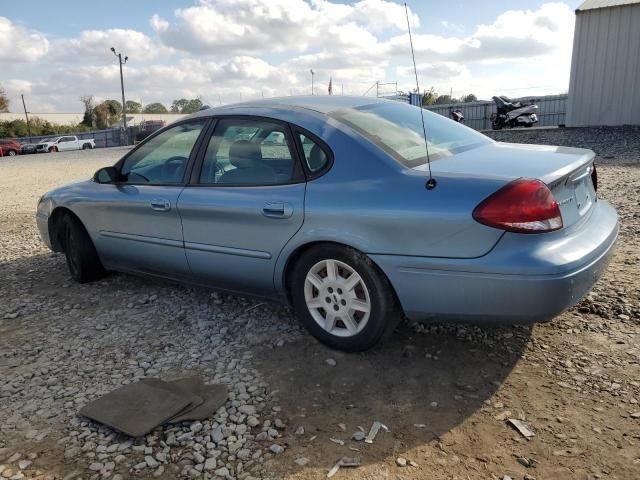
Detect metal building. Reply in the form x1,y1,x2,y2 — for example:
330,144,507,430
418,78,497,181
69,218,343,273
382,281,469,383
566,0,640,126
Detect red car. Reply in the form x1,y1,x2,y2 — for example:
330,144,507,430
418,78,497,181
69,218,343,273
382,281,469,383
0,139,22,157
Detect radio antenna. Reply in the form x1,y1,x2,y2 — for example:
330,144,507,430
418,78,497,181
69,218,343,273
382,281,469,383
405,2,436,190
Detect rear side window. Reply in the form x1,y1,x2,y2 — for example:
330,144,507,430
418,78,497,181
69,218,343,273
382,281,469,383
297,133,329,173
329,102,491,168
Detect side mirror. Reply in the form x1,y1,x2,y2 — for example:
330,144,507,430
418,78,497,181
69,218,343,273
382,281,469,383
94,166,120,184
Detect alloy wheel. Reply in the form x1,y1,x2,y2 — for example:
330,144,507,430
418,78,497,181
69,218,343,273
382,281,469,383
304,259,371,338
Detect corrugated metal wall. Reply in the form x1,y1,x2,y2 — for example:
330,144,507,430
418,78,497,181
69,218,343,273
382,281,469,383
566,3,640,126
425,94,567,131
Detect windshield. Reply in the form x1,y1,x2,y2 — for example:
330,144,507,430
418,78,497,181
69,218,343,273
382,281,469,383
329,102,491,168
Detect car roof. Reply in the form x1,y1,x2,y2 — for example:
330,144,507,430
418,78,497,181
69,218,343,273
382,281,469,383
198,95,397,116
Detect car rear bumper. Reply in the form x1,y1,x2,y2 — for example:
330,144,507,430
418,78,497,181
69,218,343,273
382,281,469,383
371,200,618,323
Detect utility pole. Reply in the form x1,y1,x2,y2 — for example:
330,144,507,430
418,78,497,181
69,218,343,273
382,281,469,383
310,69,314,95
21,94,32,140
376,80,379,97
111,47,128,143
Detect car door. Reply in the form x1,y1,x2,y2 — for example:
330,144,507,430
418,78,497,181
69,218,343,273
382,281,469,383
178,117,306,297
57,136,72,151
89,119,209,279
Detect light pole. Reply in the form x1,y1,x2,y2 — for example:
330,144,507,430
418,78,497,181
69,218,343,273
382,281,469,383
310,69,314,95
21,94,32,140
111,47,128,142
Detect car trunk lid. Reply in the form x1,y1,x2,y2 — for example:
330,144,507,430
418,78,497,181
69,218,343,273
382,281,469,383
414,142,597,229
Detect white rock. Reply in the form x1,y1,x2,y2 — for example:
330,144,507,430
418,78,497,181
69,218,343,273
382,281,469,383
270,444,285,454
204,458,217,471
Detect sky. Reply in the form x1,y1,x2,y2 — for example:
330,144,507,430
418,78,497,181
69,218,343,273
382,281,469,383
0,0,583,113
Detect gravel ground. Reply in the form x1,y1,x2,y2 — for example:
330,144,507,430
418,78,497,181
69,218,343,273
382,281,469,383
0,146,639,480
485,125,640,165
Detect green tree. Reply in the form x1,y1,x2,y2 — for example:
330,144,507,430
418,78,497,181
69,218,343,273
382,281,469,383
461,93,477,103
170,98,189,113
143,102,169,114
421,87,438,106
80,96,95,127
181,98,203,114
126,100,142,113
434,94,459,105
170,98,203,114
103,100,123,124
0,86,9,113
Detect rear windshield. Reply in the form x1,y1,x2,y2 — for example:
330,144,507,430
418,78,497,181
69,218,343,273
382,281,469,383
329,102,491,168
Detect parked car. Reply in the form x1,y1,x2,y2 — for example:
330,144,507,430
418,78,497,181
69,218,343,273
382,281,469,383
20,142,38,154
36,96,618,351
0,139,22,156
36,136,95,153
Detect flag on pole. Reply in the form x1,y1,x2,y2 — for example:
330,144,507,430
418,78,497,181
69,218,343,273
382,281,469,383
328,77,333,95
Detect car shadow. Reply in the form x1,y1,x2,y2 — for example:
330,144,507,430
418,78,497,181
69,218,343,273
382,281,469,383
252,319,532,477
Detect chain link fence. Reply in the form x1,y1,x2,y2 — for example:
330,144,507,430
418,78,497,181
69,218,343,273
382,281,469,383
2,124,165,152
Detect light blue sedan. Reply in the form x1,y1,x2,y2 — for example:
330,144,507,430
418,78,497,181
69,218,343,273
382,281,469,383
36,96,618,351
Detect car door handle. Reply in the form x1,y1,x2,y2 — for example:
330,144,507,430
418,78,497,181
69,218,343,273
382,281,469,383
150,200,171,212
262,202,293,219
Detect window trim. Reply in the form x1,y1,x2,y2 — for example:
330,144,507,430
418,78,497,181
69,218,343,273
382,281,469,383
290,126,334,180
188,115,307,188
109,118,212,187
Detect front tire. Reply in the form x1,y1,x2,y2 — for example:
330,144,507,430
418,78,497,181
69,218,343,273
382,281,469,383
7,149,17,156
290,245,400,352
61,215,106,283
82,143,92,150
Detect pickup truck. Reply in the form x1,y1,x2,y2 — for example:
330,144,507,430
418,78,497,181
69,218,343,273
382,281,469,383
36,136,95,153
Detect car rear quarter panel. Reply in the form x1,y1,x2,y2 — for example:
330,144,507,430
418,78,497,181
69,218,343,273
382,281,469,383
273,112,509,292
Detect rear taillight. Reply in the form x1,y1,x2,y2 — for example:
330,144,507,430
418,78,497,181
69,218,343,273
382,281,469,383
473,178,563,234
591,163,598,192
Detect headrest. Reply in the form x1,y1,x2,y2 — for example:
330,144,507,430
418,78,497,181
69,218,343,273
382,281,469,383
229,140,262,169
308,144,326,171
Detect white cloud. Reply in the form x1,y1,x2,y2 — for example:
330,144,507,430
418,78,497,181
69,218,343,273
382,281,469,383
387,2,573,63
151,0,414,55
0,1,576,112
0,17,49,62
50,29,166,61
348,0,418,31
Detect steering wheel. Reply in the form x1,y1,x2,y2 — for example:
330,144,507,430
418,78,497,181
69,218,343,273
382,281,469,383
161,156,188,181
127,171,150,183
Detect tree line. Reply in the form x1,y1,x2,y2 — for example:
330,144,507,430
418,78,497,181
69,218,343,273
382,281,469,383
421,88,478,106
0,85,206,138
80,97,204,129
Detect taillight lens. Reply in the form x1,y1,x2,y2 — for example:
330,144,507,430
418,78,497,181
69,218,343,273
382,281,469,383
591,163,598,192
473,178,563,233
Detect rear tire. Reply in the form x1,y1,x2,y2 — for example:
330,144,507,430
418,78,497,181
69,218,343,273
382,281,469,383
290,245,400,352
61,215,106,283
7,149,17,156
82,143,92,150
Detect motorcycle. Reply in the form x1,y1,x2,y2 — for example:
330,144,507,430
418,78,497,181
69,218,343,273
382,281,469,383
490,96,538,129
449,108,464,123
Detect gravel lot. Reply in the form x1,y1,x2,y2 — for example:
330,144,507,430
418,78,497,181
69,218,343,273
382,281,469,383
1,146,639,480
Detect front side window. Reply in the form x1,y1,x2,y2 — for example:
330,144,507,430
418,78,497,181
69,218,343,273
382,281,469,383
329,102,491,168
120,120,206,184
297,133,329,173
199,119,296,185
